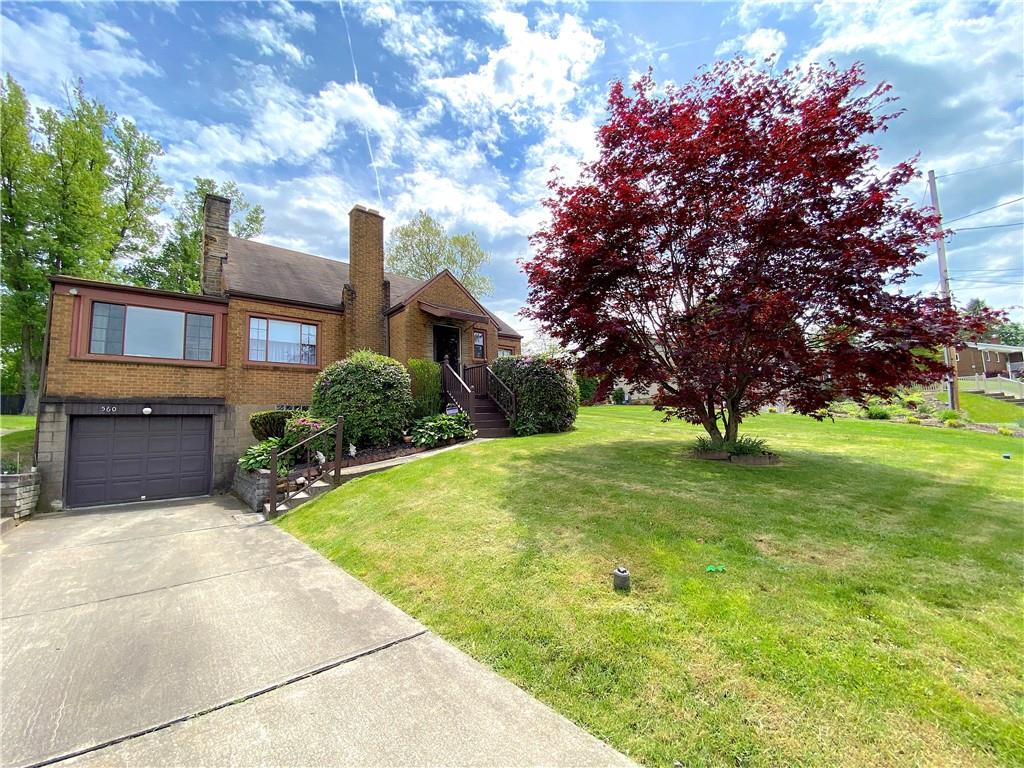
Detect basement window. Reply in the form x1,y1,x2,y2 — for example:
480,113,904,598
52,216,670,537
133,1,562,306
89,302,213,361
248,317,317,365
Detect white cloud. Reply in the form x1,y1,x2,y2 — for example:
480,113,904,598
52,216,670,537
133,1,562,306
427,10,604,129
0,9,160,89
357,0,457,79
228,0,315,66
715,26,786,60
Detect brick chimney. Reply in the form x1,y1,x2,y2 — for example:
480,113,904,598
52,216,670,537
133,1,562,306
201,194,231,296
345,205,388,353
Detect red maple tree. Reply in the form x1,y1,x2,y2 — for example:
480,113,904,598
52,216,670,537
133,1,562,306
524,60,989,442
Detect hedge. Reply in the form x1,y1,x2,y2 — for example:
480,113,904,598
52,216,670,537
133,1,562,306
491,355,579,436
310,350,414,447
408,358,442,419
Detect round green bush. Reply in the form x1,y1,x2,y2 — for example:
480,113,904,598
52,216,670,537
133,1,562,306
491,355,579,436
249,409,291,440
310,350,414,447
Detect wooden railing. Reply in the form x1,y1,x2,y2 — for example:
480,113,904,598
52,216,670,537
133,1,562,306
463,363,488,394
442,357,474,415
268,416,344,518
487,367,516,423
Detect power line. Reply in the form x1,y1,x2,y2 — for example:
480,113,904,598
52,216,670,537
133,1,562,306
952,222,1024,232
934,158,1024,179
946,196,1024,223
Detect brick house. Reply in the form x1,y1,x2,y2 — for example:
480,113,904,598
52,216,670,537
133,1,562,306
36,197,521,510
955,341,1024,379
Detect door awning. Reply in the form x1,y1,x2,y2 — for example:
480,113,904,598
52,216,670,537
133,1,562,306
418,301,490,324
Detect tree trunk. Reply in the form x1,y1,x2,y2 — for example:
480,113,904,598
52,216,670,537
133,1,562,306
20,322,39,415
723,401,741,443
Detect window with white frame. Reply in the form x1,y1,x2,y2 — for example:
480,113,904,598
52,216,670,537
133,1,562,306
473,330,485,358
248,317,317,365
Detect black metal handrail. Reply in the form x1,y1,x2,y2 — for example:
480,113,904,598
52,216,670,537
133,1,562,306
441,356,474,415
487,367,516,424
268,416,344,518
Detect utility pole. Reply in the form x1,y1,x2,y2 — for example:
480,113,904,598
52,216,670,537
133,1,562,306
928,169,959,411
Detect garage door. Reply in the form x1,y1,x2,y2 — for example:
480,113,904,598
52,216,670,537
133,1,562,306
67,415,212,508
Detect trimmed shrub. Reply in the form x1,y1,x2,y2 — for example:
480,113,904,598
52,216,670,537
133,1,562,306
944,418,964,429
408,358,443,419
612,386,626,405
491,355,579,436
575,374,599,404
997,426,1013,436
906,416,921,425
411,412,475,448
284,414,334,460
311,350,414,447
864,404,891,420
249,409,291,440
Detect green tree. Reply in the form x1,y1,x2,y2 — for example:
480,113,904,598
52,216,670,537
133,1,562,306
0,76,45,412
993,321,1024,346
385,210,493,297
0,76,168,413
107,119,170,262
126,177,265,292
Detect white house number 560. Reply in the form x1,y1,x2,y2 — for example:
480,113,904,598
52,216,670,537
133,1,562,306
100,405,117,414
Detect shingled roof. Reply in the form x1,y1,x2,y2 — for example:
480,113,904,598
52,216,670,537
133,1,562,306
222,236,521,337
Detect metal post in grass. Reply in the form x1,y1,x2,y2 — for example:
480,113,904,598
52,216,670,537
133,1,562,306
268,446,278,518
333,416,344,486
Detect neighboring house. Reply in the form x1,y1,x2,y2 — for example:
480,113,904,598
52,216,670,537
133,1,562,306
955,341,1024,379
36,197,521,510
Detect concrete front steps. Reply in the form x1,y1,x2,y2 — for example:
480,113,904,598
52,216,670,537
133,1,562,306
471,394,513,438
965,389,1024,406
264,477,333,517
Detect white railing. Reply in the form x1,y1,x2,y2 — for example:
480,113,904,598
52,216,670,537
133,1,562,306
958,375,1024,399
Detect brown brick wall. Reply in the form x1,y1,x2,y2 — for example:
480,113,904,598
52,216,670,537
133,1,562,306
44,294,227,399
225,298,345,405
388,273,510,368
345,206,388,355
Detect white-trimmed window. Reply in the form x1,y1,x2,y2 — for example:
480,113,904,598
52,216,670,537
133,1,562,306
248,317,317,365
473,330,485,359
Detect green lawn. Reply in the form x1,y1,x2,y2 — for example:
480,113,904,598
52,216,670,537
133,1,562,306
938,389,1024,426
0,414,36,432
280,407,1023,767
0,428,34,469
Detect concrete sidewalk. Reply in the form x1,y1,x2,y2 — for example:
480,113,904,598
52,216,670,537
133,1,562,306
1,495,634,768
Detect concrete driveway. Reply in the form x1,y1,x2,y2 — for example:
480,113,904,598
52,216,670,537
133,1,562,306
1,496,633,768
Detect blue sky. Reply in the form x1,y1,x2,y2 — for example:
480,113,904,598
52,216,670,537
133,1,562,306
2,0,1022,337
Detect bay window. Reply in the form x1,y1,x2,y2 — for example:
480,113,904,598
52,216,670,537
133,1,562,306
89,302,213,361
248,317,317,365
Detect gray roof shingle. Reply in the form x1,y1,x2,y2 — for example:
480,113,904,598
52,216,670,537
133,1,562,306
223,237,521,337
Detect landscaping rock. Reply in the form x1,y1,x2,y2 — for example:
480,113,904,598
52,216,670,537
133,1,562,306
692,449,731,461
729,453,779,466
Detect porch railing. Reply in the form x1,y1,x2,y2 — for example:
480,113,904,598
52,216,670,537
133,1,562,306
486,367,516,423
441,357,474,415
463,363,488,394
268,416,344,518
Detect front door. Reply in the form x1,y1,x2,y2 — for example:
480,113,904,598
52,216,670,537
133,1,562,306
433,325,460,371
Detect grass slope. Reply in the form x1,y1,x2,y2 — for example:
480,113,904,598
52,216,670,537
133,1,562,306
281,408,1023,767
0,414,36,432
0,429,34,469
938,390,1024,425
